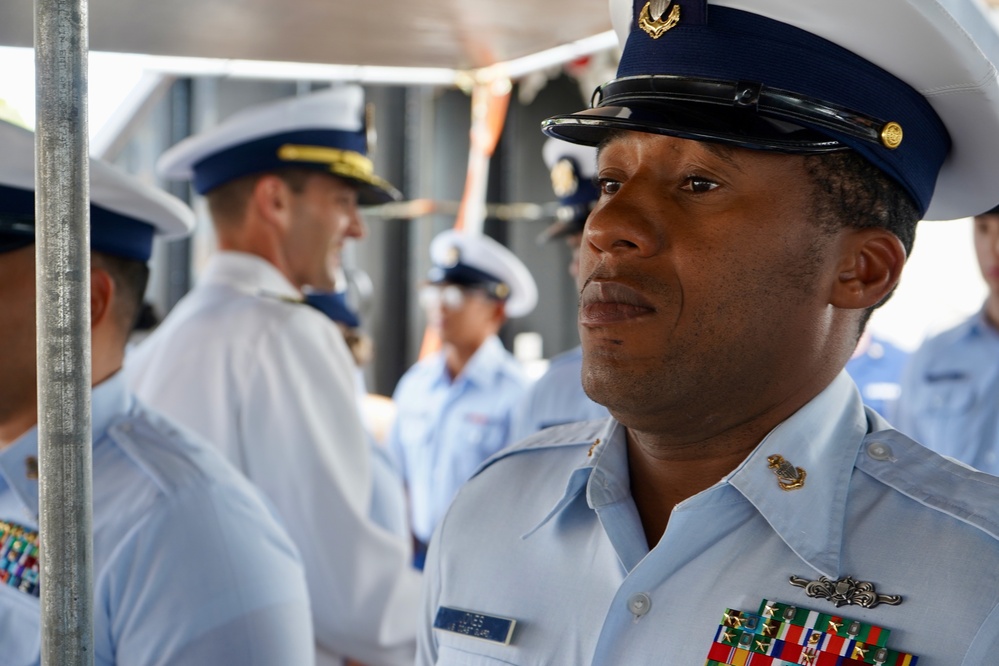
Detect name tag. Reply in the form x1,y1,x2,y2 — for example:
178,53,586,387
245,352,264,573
433,606,516,645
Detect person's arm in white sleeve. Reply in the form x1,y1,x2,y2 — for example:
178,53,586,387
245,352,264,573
240,311,420,665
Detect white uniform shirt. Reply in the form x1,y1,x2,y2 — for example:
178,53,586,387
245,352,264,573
126,251,419,666
0,373,314,665
420,372,999,664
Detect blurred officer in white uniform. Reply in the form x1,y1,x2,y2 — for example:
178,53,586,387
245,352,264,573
509,139,609,443
388,230,536,563
125,86,420,666
0,119,314,665
418,0,999,664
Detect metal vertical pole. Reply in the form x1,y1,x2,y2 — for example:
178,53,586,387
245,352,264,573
34,0,94,662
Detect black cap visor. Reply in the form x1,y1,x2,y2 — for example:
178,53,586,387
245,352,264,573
0,216,35,254
542,75,893,154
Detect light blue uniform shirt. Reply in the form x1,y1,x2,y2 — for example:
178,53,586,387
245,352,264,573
419,371,999,664
895,308,999,474
389,335,528,543
0,373,314,666
508,345,609,444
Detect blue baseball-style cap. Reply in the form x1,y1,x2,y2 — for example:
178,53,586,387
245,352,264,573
157,85,401,206
543,0,999,221
428,230,539,318
0,120,194,261
538,138,599,244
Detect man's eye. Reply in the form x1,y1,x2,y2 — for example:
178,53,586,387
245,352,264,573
683,177,719,193
598,179,622,195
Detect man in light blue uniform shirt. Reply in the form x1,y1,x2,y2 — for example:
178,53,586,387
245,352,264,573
509,139,609,443
895,205,999,474
0,120,313,665
389,230,537,560
418,0,999,663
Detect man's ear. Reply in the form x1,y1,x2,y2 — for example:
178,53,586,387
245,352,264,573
830,228,907,310
492,300,508,328
250,174,293,231
90,266,115,332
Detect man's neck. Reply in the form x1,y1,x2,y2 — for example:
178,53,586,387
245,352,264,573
443,338,487,381
625,423,770,549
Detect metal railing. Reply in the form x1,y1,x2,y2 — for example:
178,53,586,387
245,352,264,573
34,0,94,663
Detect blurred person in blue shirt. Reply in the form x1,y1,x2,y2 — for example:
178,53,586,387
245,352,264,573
845,330,909,419
0,119,313,665
895,204,999,473
389,230,537,564
509,139,609,443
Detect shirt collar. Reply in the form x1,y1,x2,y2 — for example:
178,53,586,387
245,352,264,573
968,306,999,340
199,250,301,300
726,371,868,577
460,336,507,388
525,372,867,577
0,373,131,517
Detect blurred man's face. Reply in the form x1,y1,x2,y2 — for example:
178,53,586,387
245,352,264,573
282,172,361,289
420,283,501,350
974,214,999,297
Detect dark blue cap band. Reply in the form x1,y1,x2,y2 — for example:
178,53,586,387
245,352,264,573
428,262,508,300
191,129,368,195
612,3,949,215
303,291,361,328
0,184,156,261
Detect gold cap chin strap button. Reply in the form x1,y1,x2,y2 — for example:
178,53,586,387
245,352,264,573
881,122,903,149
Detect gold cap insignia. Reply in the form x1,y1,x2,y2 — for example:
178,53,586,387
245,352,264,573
550,159,579,198
494,282,511,299
880,122,903,149
767,454,806,491
444,246,461,268
639,0,681,39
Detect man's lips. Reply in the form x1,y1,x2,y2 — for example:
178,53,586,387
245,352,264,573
579,281,656,326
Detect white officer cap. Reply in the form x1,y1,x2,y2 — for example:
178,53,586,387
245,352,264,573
0,120,193,261
545,0,999,221
157,84,401,205
428,229,539,318
538,138,599,243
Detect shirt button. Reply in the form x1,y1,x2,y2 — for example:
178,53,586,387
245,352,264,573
628,592,652,617
867,442,893,461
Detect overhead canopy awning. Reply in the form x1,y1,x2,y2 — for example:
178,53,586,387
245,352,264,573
0,0,613,72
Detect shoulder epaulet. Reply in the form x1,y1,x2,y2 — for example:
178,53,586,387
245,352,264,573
473,418,609,478
857,429,999,542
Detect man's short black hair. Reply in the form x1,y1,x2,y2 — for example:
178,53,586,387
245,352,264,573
91,251,150,338
804,150,920,330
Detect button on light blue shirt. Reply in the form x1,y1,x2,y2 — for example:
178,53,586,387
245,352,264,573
419,372,999,665
389,335,529,543
508,345,609,444
895,307,999,474
0,373,314,666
